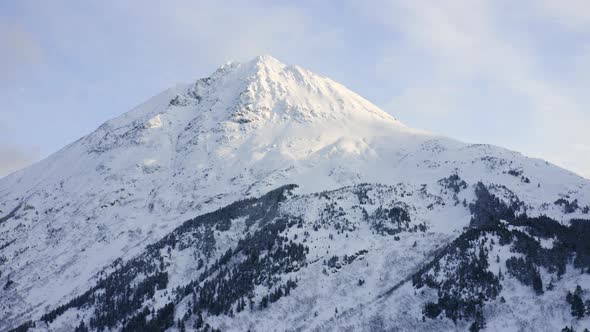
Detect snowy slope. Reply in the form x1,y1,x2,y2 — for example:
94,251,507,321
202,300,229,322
20,183,590,332
1,55,589,331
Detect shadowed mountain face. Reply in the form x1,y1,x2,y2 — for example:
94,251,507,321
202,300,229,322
1,56,589,331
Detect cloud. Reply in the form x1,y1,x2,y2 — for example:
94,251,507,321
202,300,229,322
564,145,590,180
17,0,344,81
161,1,337,62
0,19,44,84
541,143,590,180
0,145,40,178
386,86,463,116
536,0,590,30
0,20,43,64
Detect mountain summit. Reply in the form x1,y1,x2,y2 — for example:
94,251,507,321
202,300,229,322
178,54,402,126
1,56,590,331
96,54,404,141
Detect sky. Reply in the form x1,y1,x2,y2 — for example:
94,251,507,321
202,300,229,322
1,0,589,179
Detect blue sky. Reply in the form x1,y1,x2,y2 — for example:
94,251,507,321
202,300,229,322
1,0,589,178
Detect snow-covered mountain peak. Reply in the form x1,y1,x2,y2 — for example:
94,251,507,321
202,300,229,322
245,54,288,73
179,55,405,128
2,55,590,331
80,55,408,151
212,54,285,77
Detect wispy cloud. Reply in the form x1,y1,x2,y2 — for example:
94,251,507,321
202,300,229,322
0,144,40,178
0,19,44,85
536,0,590,30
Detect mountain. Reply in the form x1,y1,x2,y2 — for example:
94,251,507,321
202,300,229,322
1,55,589,332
